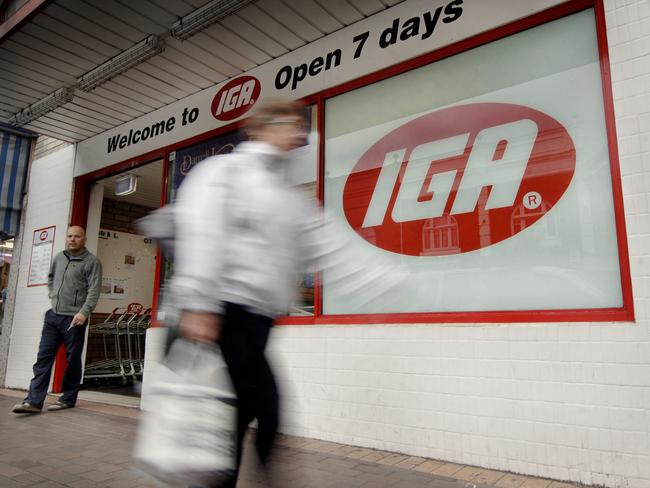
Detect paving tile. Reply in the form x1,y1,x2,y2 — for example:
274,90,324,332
0,475,24,487
0,462,27,477
329,445,360,457
375,453,410,466
495,473,529,488
432,462,465,477
413,459,447,473
520,479,553,488
395,456,427,470
455,465,486,481
9,471,47,483
359,451,389,463
548,482,579,488
345,447,376,459
474,469,508,485
61,463,94,475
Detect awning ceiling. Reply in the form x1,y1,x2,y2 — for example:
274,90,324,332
0,0,402,143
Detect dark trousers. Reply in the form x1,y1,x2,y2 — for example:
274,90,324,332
25,309,87,408
218,302,278,484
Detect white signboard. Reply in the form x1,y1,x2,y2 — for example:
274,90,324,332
75,0,565,176
27,226,56,287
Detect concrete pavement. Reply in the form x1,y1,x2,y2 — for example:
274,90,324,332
0,390,578,488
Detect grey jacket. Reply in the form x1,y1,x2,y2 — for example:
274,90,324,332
48,248,102,317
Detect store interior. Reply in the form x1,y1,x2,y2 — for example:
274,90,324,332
81,159,162,399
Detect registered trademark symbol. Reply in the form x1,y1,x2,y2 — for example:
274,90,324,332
523,191,542,210
250,98,256,105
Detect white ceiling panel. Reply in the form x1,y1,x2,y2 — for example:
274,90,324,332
61,102,126,127
58,0,145,44
15,27,99,70
53,106,115,131
243,5,306,49
201,24,271,65
40,112,100,136
89,86,160,114
220,15,289,57
69,94,132,123
1,39,83,78
257,0,323,41
107,75,177,105
165,38,238,79
185,32,256,72
1,0,397,142
98,81,168,110
290,0,345,33
313,0,364,25
348,0,386,16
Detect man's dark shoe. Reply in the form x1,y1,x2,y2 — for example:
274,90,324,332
12,402,41,414
47,401,74,411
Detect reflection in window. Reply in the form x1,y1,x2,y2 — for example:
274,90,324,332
421,215,460,256
511,202,557,238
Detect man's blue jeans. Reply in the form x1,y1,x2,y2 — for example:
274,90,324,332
25,309,87,408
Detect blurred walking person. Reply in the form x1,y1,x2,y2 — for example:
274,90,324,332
172,98,399,487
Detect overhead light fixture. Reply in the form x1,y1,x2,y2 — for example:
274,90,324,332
77,35,164,92
114,174,138,196
9,87,75,127
171,0,257,41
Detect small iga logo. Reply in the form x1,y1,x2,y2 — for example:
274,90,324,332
343,103,576,255
39,231,48,241
211,76,261,122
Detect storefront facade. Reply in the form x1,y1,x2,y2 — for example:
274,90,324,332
4,0,650,486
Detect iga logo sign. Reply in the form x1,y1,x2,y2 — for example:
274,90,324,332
343,103,576,255
211,76,261,122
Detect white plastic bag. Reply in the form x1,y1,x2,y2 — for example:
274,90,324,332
134,338,236,487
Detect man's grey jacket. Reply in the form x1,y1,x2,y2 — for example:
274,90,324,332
48,248,102,317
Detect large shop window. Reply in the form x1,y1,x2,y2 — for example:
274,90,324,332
323,9,625,315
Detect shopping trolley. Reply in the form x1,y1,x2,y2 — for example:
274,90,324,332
84,302,145,382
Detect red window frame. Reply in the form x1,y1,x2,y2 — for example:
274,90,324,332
67,0,633,328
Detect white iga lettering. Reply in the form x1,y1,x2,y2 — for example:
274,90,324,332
215,80,256,116
362,119,539,227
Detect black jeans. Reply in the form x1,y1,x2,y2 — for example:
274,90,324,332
25,309,87,408
218,302,278,485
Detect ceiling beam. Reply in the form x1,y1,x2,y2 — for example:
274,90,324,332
0,0,52,44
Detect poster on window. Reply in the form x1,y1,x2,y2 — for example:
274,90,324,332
27,226,56,287
323,10,624,315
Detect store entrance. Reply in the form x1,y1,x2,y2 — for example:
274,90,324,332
81,159,162,400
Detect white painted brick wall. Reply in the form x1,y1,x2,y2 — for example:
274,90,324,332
5,145,75,390
4,1,648,487
266,2,650,487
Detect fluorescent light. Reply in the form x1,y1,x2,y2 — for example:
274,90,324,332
77,36,164,92
114,174,138,196
9,87,75,126
171,0,257,41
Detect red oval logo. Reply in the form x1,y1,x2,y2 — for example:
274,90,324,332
39,231,48,241
343,103,576,256
211,76,261,122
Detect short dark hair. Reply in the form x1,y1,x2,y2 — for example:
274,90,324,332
246,97,304,135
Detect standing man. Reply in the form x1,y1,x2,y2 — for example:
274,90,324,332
12,226,102,413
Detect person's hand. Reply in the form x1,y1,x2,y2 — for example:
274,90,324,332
71,313,87,326
180,311,222,343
